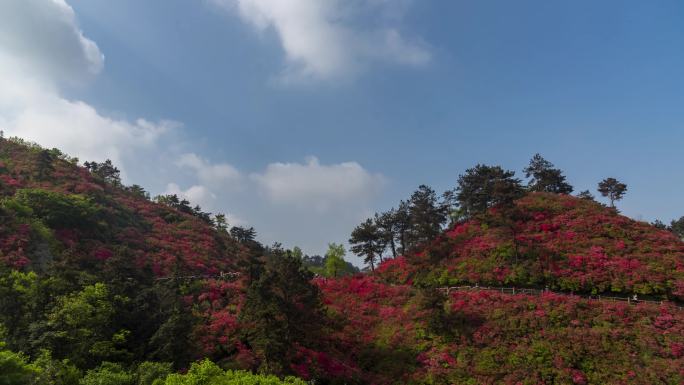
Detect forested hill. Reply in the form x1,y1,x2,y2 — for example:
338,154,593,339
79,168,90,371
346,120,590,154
393,192,684,301
1,136,684,384
0,137,244,276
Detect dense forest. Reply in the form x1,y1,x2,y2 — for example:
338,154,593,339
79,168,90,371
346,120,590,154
1,136,683,384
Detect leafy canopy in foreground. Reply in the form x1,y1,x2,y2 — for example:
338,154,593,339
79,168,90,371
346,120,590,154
160,359,307,385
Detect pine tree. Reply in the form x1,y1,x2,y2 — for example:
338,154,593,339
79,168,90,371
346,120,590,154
597,178,627,207
36,149,55,180
375,210,398,259
456,164,524,217
239,254,324,375
349,219,384,272
407,185,447,248
670,216,684,240
577,190,595,200
393,201,411,255
523,154,573,194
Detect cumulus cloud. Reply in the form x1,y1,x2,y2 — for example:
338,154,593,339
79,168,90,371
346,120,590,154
0,0,104,85
210,0,430,81
176,153,242,187
0,0,173,179
250,156,385,211
164,182,216,209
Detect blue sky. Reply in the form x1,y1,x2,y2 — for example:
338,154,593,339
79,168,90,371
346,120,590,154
1,0,683,265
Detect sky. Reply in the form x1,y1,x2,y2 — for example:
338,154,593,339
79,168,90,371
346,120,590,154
1,0,683,266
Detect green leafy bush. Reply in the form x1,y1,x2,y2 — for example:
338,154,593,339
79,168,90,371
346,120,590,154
160,360,307,385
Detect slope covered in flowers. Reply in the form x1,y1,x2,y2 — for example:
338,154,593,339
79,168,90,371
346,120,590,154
0,137,243,276
2,137,684,384
407,193,684,300
319,275,684,384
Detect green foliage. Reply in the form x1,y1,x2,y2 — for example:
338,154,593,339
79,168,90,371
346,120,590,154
349,219,384,272
407,185,447,247
576,190,595,200
159,359,307,385
523,154,573,194
0,342,39,385
301,253,358,278
45,283,130,367
324,243,347,278
0,270,39,349
671,216,684,240
134,362,172,385
31,350,82,385
240,255,324,375
79,362,133,385
84,160,121,186
597,177,627,207
6,189,100,229
456,164,525,217
36,150,56,180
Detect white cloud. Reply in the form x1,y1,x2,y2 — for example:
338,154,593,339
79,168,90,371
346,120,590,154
211,0,430,81
176,153,242,187
250,156,385,211
0,0,173,179
164,182,216,208
0,0,103,86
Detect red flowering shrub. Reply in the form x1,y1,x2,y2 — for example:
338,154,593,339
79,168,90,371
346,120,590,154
319,277,684,384
412,193,684,300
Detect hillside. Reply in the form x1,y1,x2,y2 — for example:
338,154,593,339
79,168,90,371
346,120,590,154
395,193,684,301
0,137,254,381
1,137,684,384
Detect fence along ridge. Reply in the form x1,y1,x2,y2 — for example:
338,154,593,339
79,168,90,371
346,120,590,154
437,285,684,311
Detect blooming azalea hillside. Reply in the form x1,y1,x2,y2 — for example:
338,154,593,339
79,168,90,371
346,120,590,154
1,137,683,384
318,275,684,384
392,193,684,301
0,137,258,382
0,137,245,276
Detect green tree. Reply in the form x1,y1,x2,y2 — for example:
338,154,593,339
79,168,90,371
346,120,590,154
0,270,39,351
146,280,197,369
456,164,524,217
84,160,121,186
36,149,55,180
239,255,324,375
324,243,347,278
349,219,385,272
576,190,595,200
407,185,447,248
670,216,684,240
134,362,172,385
393,201,411,255
375,210,398,258
32,350,82,385
289,246,304,260
44,283,130,368
230,226,257,244
597,177,627,207
159,359,307,385
125,185,149,200
0,338,39,385
10,189,100,229
79,362,133,385
213,214,228,232
523,154,573,194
